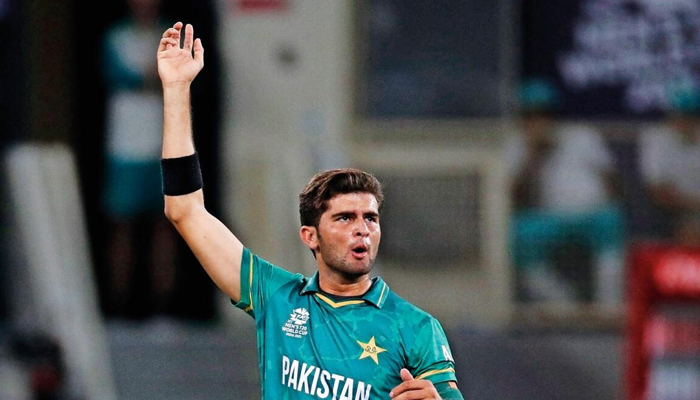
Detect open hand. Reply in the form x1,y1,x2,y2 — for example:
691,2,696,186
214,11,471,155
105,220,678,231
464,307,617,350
389,368,442,400
157,22,204,87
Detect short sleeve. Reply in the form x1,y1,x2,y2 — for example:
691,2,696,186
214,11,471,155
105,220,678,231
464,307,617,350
408,318,458,385
435,382,465,400
233,248,300,319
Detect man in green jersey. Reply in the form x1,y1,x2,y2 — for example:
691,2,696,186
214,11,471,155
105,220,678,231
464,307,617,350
157,22,464,400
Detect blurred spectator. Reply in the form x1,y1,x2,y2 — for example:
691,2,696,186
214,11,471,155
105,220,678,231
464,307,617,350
100,0,177,318
505,78,625,305
638,80,700,247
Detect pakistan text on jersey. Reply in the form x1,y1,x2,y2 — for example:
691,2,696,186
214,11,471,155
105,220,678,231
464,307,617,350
281,355,372,400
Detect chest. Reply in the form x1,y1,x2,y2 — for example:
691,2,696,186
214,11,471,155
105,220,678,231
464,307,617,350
260,293,404,398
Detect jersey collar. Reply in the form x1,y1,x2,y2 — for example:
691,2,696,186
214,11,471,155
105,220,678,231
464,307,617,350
300,272,390,309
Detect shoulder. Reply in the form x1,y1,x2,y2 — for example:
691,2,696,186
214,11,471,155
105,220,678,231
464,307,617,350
282,271,307,287
275,274,308,300
246,248,306,290
382,290,435,325
382,292,452,356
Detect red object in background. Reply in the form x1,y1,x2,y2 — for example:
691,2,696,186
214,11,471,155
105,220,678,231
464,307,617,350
626,242,700,400
653,252,700,298
645,313,700,355
230,0,287,13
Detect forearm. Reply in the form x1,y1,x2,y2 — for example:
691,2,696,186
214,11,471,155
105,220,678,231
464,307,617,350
161,83,204,220
162,83,196,159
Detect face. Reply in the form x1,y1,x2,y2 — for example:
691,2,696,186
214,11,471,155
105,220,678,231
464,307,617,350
304,192,381,280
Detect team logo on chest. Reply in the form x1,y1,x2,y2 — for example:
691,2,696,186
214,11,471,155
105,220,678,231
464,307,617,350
282,308,309,338
356,336,386,365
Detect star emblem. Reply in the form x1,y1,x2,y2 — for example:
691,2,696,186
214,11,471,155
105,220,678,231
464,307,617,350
356,336,387,364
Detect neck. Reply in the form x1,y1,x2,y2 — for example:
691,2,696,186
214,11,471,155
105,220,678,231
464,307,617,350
317,268,372,296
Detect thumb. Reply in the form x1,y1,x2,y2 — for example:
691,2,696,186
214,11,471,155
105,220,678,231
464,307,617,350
400,368,414,382
194,38,204,66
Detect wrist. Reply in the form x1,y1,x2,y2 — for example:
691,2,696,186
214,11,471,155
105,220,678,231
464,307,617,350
162,81,192,92
162,83,192,108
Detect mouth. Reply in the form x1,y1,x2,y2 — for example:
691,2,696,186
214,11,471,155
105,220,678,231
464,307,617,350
351,243,369,260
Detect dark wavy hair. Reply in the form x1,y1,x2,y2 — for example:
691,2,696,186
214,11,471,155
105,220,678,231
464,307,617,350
298,168,384,228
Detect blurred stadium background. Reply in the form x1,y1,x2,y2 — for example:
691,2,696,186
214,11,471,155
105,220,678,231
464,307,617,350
2,0,700,399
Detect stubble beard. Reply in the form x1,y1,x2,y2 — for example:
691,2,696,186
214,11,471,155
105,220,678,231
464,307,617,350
317,236,375,281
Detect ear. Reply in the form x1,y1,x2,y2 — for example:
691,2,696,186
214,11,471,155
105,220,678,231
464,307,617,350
300,225,320,251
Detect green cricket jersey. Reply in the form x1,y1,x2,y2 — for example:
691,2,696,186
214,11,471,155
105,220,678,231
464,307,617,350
233,248,458,400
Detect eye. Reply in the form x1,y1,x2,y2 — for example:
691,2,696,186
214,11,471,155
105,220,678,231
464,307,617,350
365,216,378,223
338,215,350,221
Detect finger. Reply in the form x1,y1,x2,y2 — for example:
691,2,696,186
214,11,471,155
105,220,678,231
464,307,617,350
400,368,414,382
169,22,183,49
163,21,182,39
391,391,424,400
162,27,178,39
193,38,204,67
159,37,178,51
391,387,430,400
183,23,194,53
390,380,426,398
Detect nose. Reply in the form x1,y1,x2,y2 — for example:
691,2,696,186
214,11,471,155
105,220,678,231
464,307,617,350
354,220,370,237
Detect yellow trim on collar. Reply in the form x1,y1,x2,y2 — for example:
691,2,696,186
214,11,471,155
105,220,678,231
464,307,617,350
315,293,365,308
377,282,387,306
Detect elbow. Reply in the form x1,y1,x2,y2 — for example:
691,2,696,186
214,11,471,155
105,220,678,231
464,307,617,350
164,203,183,224
163,192,204,224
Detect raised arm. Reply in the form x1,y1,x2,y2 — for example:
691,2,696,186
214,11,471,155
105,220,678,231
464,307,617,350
157,22,244,302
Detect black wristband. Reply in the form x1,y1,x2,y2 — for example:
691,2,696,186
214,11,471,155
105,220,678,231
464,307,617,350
161,152,204,196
